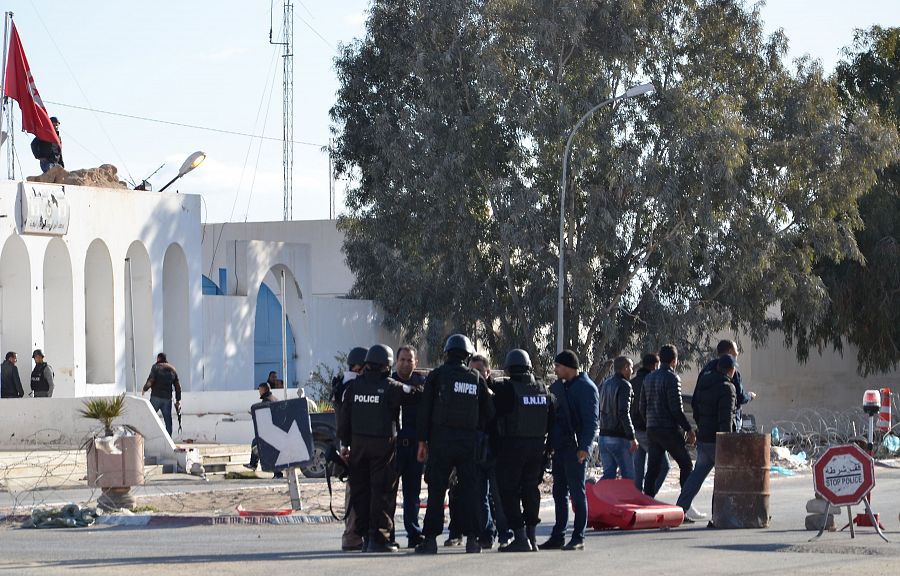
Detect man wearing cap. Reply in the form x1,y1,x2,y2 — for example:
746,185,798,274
30,349,54,398
1,352,24,398
676,354,737,520
698,340,756,431
539,349,598,551
30,117,64,173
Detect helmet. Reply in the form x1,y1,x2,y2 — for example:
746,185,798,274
503,349,532,370
365,344,394,367
443,334,474,355
347,347,368,367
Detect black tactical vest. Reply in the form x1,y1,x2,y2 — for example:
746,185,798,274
500,376,549,438
432,364,481,430
31,364,51,393
350,373,396,437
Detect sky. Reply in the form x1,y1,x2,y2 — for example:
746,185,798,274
0,1,896,225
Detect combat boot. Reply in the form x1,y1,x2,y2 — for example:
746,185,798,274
526,526,538,552
414,537,438,554
499,528,532,553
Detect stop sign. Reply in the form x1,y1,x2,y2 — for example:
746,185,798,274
813,444,875,506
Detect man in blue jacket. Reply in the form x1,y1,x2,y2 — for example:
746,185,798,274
538,350,599,551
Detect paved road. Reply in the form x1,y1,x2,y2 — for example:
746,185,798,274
2,466,899,575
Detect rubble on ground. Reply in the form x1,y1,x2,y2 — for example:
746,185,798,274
26,164,128,188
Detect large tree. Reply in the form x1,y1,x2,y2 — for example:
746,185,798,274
783,26,900,375
331,0,896,378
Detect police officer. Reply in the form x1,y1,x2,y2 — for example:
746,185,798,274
332,345,368,551
494,349,554,552
30,349,54,398
415,334,494,555
337,345,407,553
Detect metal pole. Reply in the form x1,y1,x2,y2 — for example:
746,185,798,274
557,96,618,353
0,12,13,150
125,257,137,395
281,269,288,401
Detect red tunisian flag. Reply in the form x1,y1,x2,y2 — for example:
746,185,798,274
3,22,60,146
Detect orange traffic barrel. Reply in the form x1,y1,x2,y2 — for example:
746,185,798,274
712,432,770,528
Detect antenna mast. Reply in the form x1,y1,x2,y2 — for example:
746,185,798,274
271,1,293,221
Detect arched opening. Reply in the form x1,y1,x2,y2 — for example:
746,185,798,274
84,239,115,384
162,243,190,388
43,238,74,396
125,241,153,394
254,280,297,388
0,235,32,387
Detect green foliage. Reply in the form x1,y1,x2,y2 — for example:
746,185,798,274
331,1,897,377
306,352,346,404
783,26,900,375
79,394,126,437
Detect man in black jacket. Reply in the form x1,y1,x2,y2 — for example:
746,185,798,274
244,382,282,477
338,345,409,553
493,349,555,552
332,346,368,551
631,353,669,492
598,356,638,480
1,352,24,398
414,334,494,555
392,345,426,548
676,354,737,518
698,340,755,430
141,353,181,435
639,344,695,497
30,349,54,397
31,117,64,173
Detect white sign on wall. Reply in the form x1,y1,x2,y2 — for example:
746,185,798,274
19,182,70,236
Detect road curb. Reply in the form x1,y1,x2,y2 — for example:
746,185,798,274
1,513,340,528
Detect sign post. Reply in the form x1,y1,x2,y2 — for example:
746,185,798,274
810,443,887,542
251,397,314,512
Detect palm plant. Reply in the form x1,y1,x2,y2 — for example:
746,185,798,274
79,394,126,437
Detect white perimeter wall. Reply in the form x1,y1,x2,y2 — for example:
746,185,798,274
0,180,202,396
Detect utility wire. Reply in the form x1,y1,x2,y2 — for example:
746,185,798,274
28,0,135,183
42,100,325,148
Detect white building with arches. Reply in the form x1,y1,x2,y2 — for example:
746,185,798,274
0,180,202,398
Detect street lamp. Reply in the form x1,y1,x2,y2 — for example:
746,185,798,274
158,151,207,193
556,82,655,353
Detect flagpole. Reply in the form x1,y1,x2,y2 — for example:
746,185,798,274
0,12,12,146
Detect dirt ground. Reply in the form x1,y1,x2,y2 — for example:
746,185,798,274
134,481,343,516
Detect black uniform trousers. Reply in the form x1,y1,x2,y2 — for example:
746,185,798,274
422,434,478,538
496,437,545,530
348,434,398,544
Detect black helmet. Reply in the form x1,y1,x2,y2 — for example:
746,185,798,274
347,347,368,367
443,334,474,355
365,344,394,367
504,349,532,370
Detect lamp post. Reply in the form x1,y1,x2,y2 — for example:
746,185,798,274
158,151,207,192
556,82,655,353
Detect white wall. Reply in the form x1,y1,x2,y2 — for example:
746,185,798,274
0,180,202,396
0,395,176,463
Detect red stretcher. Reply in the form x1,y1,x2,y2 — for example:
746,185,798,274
586,479,684,530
